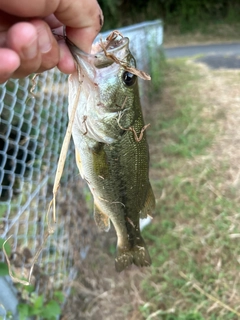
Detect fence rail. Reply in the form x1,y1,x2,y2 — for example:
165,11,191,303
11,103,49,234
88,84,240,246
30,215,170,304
0,20,163,317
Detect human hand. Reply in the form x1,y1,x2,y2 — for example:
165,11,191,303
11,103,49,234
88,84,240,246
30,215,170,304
0,0,103,83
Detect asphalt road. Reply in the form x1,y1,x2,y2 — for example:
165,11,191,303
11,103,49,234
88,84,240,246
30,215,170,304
164,43,240,69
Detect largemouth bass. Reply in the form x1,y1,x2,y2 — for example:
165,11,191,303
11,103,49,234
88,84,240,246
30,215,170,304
67,32,155,272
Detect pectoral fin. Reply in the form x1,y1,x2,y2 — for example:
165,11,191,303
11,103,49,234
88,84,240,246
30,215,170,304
94,204,110,232
140,185,155,219
92,143,109,178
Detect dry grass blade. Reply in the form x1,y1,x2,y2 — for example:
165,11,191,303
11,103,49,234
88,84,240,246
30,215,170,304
129,124,150,142
100,35,151,81
117,110,150,142
30,73,40,97
180,272,240,317
50,73,82,224
146,308,175,320
3,236,30,285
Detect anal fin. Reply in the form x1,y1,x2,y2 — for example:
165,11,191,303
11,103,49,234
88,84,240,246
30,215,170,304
94,204,110,232
140,184,155,219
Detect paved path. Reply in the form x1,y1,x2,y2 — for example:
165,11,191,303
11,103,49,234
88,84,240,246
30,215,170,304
164,43,240,69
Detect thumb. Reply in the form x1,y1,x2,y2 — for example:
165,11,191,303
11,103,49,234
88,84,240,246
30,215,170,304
55,0,103,53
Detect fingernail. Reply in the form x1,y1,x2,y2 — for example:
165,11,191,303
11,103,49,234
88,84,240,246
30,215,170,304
22,38,38,59
38,27,52,53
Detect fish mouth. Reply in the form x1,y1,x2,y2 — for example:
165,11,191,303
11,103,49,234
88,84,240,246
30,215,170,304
66,36,130,69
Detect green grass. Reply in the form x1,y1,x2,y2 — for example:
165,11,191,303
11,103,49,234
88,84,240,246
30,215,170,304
164,22,240,47
139,59,240,319
62,53,240,320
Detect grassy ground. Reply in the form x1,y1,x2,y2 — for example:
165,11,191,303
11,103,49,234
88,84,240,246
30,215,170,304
164,22,240,47
62,57,240,319
140,60,240,319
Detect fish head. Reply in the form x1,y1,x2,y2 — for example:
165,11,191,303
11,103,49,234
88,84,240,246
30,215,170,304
92,37,139,114
67,36,140,144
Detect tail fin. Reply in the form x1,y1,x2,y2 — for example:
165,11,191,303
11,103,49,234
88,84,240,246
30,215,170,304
115,238,151,272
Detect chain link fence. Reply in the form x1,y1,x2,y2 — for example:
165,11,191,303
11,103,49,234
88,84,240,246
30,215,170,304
0,70,79,297
0,19,163,315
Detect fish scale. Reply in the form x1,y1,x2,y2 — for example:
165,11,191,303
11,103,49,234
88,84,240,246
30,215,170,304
67,32,155,272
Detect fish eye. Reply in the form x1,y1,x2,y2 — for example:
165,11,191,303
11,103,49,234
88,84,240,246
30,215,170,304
122,71,136,86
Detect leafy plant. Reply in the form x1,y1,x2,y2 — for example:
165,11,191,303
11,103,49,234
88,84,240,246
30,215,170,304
18,290,64,320
98,0,240,32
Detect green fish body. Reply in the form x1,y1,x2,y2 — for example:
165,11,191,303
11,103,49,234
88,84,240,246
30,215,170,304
68,35,155,272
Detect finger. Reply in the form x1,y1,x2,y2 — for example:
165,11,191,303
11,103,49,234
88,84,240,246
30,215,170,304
6,22,41,78
0,48,20,84
1,0,103,53
44,14,63,29
6,21,60,77
57,41,75,74
56,0,103,52
1,0,59,17
30,20,60,73
0,31,7,47
66,24,101,53
0,10,22,31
